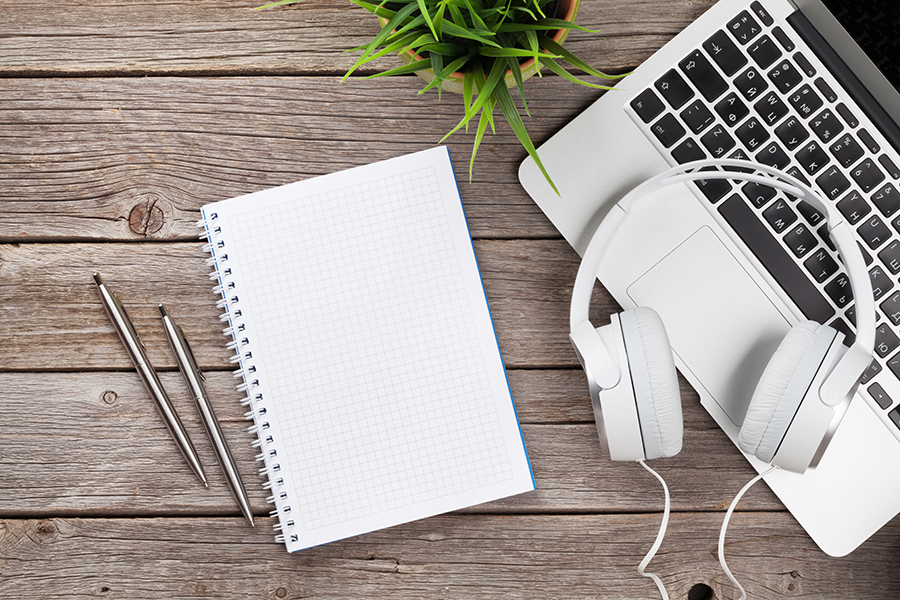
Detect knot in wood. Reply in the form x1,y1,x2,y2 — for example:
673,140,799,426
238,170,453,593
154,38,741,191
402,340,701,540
35,520,57,537
275,587,288,599
128,196,166,236
102,390,118,405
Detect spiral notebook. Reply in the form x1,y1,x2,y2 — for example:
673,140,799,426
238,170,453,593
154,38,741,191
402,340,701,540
199,147,534,552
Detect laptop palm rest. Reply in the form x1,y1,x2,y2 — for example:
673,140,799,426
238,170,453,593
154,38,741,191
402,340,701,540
626,226,789,427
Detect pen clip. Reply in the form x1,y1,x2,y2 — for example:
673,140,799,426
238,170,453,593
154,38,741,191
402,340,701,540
177,323,205,382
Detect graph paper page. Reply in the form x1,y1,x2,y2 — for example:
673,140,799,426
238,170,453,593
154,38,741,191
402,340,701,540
202,147,534,551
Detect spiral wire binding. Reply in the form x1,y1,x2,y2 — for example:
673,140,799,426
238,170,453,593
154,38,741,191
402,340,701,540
198,214,296,545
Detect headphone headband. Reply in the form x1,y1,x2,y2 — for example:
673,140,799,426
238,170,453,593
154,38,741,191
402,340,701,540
571,159,875,405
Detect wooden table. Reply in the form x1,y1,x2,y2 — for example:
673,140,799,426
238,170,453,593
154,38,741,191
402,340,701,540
1,1,898,598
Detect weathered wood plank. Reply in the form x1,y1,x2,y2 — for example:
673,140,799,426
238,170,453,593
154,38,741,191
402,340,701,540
0,0,714,76
0,371,779,515
0,240,618,370
0,76,606,241
1,514,898,599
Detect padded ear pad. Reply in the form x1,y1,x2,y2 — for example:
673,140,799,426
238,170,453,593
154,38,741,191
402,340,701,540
619,307,683,459
738,320,838,464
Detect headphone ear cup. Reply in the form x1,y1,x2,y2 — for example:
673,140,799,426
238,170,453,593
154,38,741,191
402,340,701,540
619,307,683,460
739,320,839,465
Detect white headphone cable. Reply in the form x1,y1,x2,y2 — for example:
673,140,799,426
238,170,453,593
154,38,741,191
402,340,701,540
637,460,671,600
718,466,778,600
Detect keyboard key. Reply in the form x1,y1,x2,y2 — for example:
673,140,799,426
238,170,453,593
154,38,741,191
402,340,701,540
714,92,749,127
850,158,885,193
829,134,864,168
879,239,900,274
748,35,782,69
651,113,686,148
750,1,774,26
835,103,859,128
719,195,833,321
756,141,790,169
890,406,900,430
858,242,874,266
655,69,695,109
742,180,777,208
694,170,732,203
869,382,893,410
837,190,871,225
795,141,830,175
797,198,824,226
767,59,803,93
728,10,762,45
755,92,789,126
860,359,882,384
735,66,768,101
631,89,666,123
859,214,892,249
680,100,716,134
810,108,844,143
804,248,838,282
784,223,818,258
771,26,795,51
763,198,797,233
824,273,852,307
786,166,811,188
830,317,855,346
793,52,816,77
879,154,900,179
736,116,769,151
725,148,754,172
703,30,747,77
814,77,838,103
700,124,735,158
859,129,881,153
680,50,728,102
774,116,809,151
870,264,894,300
875,322,900,358
671,138,706,164
881,290,900,326
872,183,900,218
815,166,850,199
818,223,836,251
788,84,823,119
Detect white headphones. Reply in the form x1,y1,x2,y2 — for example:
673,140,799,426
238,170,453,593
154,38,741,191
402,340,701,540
570,158,876,474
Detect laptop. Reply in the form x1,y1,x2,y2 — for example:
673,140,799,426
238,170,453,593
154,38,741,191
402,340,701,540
518,0,900,556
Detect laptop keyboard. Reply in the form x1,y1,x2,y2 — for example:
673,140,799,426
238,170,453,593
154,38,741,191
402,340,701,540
627,1,900,436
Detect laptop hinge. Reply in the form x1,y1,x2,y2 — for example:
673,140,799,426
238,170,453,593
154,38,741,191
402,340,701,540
787,10,900,154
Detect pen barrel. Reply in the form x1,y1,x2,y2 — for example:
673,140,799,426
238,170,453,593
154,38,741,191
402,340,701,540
135,363,208,483
196,395,254,522
94,276,207,485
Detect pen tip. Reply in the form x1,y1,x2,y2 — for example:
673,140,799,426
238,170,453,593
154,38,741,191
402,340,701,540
158,304,168,317
92,272,103,285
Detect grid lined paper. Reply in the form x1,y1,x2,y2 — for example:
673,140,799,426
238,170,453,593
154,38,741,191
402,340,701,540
203,148,534,551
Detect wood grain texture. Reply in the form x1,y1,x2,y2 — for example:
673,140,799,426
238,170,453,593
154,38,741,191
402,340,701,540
1,514,898,600
0,0,714,76
0,76,606,241
0,240,621,370
0,371,778,515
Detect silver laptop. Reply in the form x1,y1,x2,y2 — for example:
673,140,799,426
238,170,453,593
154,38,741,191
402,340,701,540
519,0,900,556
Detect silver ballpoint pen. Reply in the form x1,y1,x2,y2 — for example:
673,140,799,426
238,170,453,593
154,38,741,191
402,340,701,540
92,273,208,486
159,304,255,526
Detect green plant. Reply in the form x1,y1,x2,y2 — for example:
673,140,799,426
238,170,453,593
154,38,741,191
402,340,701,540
259,0,624,193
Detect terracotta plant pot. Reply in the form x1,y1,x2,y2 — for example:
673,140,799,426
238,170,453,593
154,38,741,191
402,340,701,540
381,0,581,95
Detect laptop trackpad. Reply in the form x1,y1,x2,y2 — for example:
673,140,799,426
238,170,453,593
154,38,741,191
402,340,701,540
627,226,791,427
